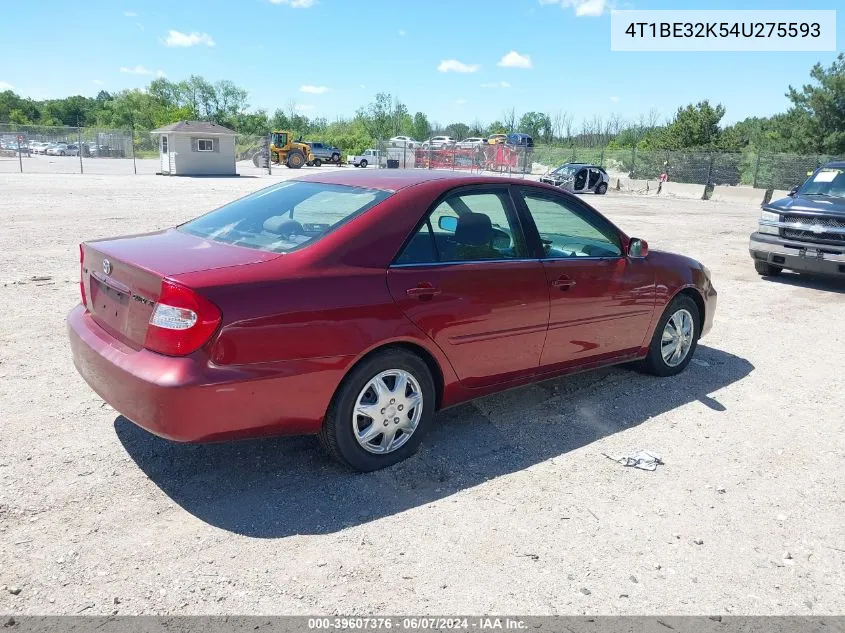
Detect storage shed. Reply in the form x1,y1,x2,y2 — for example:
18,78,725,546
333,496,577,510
151,121,237,176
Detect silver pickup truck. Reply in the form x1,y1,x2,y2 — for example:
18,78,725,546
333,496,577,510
305,141,341,165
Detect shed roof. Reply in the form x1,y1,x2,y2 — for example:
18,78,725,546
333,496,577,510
151,121,237,135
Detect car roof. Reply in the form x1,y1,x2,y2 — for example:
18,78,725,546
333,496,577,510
821,161,845,169
296,169,551,192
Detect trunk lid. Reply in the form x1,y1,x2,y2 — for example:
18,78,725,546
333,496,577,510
81,229,278,348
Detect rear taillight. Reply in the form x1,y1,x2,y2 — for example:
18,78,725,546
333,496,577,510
79,244,87,308
143,280,221,356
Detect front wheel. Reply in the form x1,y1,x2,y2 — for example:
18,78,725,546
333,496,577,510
319,349,435,471
359,159,368,168
313,158,322,167
331,153,340,163
639,294,700,377
286,150,305,169
754,260,782,276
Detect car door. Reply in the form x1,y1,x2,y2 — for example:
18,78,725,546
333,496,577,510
587,168,602,191
387,185,550,388
514,186,656,369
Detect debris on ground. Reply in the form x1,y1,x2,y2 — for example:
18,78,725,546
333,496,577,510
602,450,664,471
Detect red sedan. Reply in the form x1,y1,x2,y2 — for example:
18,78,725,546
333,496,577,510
68,170,716,471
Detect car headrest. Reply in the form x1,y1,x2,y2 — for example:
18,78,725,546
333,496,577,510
455,212,493,246
263,217,302,235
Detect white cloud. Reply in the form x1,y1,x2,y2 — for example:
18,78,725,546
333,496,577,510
92,79,105,85
610,95,619,102
0,81,14,90
123,10,137,17
119,65,152,75
300,84,330,94
164,30,215,47
497,51,532,69
455,99,467,105
398,29,406,36
295,104,315,112
540,0,608,17
437,59,480,73
270,0,316,7
481,81,511,89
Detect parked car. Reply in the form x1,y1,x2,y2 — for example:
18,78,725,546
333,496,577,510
749,161,845,279
421,136,456,149
47,143,79,157
487,134,507,145
541,163,610,195
68,170,716,471
347,149,381,168
305,141,341,166
389,136,419,148
506,133,534,148
457,137,487,148
30,142,51,154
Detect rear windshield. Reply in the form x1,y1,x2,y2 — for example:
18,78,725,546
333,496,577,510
179,181,392,253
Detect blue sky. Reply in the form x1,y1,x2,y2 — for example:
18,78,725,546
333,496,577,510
0,0,842,126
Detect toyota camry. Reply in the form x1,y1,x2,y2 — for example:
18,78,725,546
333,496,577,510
68,170,716,471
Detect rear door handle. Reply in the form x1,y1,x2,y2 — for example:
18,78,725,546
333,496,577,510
406,284,442,298
551,276,576,290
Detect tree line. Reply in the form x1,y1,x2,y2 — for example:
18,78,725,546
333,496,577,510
1,54,843,156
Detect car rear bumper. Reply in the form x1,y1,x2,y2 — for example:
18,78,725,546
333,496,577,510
67,305,349,442
749,232,845,277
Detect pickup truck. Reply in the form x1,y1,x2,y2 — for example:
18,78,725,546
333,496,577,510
347,149,381,168
750,161,845,279
305,141,341,166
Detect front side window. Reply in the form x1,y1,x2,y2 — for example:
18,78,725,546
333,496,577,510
519,189,622,258
197,138,213,152
180,181,392,253
395,190,526,265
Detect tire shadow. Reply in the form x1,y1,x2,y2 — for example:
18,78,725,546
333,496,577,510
114,344,752,538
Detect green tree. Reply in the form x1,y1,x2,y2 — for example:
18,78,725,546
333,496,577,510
411,112,430,141
518,111,551,140
445,122,469,140
785,53,845,154
662,100,725,149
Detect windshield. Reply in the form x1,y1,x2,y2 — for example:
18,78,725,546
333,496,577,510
799,168,845,198
551,164,578,176
179,181,392,253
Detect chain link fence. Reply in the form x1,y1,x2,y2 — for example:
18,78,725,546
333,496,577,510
1,123,838,190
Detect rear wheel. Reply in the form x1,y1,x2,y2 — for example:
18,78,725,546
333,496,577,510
359,159,368,168
286,150,305,169
319,349,435,472
754,260,782,276
313,158,322,167
331,153,340,163
595,182,608,195
639,294,700,377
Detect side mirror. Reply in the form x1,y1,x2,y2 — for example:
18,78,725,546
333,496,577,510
788,185,799,197
628,238,649,258
438,216,458,232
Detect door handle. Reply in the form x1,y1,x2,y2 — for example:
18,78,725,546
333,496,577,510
551,276,576,290
406,284,442,298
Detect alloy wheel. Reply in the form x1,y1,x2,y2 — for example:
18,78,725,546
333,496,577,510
661,308,694,367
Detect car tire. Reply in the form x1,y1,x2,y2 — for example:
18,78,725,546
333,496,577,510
754,260,782,276
319,348,436,472
331,153,340,163
595,182,608,195
313,158,322,167
59,151,65,156
360,159,368,168
252,154,260,168
638,294,700,377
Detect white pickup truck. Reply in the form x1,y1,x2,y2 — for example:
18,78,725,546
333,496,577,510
347,149,381,168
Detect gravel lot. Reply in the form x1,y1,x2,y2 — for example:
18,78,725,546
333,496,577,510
1,171,843,616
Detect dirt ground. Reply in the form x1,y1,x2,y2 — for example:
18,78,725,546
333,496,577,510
0,171,843,616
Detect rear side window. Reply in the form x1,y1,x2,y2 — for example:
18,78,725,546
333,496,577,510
180,181,391,253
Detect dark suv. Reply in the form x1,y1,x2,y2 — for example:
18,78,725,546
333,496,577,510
749,161,845,278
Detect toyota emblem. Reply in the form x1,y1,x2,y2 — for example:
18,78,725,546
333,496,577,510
103,259,112,275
